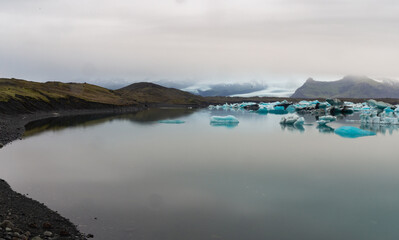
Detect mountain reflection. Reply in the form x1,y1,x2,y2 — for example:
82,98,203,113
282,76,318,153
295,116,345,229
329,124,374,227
24,108,197,138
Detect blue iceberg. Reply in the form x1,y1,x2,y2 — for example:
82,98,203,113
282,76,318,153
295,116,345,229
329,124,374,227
210,115,239,124
334,126,376,138
210,115,239,128
268,106,288,115
257,108,269,114
158,120,185,124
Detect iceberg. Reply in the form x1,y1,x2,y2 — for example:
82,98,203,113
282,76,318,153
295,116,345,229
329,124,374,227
210,115,239,124
286,105,296,113
384,107,394,114
280,114,305,125
319,115,336,122
367,99,392,110
334,126,376,138
158,120,185,124
316,115,336,126
257,107,269,114
269,105,288,114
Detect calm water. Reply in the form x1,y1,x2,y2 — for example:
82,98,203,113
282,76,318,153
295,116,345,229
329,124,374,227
1,108,399,240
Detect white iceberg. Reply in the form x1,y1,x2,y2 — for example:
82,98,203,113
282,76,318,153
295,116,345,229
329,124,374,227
280,114,304,125
319,115,336,122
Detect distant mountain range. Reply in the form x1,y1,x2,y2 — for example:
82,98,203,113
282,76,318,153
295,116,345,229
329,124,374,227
291,75,399,98
155,81,268,97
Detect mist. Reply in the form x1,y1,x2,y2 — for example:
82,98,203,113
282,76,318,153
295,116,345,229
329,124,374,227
1,0,398,86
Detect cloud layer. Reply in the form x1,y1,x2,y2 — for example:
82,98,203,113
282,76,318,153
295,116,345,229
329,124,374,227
1,0,398,85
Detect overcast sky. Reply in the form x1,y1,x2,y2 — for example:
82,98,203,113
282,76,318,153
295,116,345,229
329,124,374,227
0,0,398,86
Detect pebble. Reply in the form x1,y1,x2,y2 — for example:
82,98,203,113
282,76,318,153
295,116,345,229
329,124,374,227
43,231,52,237
42,222,52,230
0,221,13,229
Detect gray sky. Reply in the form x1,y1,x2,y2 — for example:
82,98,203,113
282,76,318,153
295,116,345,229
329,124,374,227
1,0,398,86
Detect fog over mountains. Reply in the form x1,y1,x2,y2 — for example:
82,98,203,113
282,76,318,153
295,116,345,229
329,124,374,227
152,80,297,97
94,75,399,98
291,75,399,99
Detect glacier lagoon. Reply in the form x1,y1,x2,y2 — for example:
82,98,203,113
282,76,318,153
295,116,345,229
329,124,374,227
1,108,399,239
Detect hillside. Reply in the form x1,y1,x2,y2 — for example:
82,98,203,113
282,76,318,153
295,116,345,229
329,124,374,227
115,82,206,106
291,75,399,98
0,78,206,114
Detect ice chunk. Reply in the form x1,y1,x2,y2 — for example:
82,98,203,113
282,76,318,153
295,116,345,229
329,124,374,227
367,99,392,109
280,114,304,125
384,107,394,114
334,126,376,138
257,107,269,114
319,115,336,122
210,115,239,124
286,105,296,113
269,106,288,114
294,117,305,125
158,120,185,124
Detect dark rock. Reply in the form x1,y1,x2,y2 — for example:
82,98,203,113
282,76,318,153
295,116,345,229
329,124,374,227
243,104,259,111
28,223,38,229
0,221,13,229
59,229,70,237
41,222,52,230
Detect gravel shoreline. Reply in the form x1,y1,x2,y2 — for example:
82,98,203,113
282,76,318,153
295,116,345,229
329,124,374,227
0,106,145,240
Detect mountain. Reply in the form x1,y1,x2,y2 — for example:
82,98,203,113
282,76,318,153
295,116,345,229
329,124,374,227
0,78,206,114
291,75,399,98
115,82,206,106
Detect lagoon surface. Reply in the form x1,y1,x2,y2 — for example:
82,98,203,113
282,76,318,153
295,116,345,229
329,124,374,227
1,108,399,239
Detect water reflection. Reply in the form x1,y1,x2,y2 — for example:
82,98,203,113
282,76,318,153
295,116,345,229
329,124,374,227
317,125,335,134
24,108,196,138
280,124,305,132
209,122,239,128
2,108,399,240
360,123,399,135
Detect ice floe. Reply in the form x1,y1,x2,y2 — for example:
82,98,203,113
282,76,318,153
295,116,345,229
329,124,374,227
208,98,399,136
334,126,376,138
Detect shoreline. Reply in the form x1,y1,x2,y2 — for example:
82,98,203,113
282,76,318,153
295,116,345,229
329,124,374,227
0,106,147,240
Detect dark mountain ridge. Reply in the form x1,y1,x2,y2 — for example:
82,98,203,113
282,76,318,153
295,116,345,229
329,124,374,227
0,78,206,114
291,75,399,98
